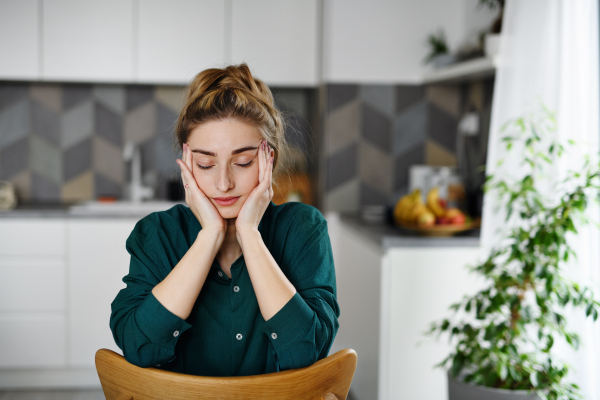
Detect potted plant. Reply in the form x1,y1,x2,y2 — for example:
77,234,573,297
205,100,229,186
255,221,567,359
426,105,600,400
424,29,456,68
478,0,505,57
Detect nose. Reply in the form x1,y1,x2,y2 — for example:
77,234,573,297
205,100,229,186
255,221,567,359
216,164,234,193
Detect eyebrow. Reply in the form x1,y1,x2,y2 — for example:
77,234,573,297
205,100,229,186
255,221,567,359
191,146,258,157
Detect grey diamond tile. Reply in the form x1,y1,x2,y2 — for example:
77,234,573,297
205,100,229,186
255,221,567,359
396,85,425,114
94,84,126,114
63,84,93,111
94,172,122,198
153,133,180,179
325,98,360,157
61,100,94,149
324,177,359,213
428,104,457,153
394,142,425,191
0,99,30,149
124,101,156,144
284,112,311,154
0,83,29,110
63,137,92,181
92,135,125,184
482,77,495,108
359,140,392,195
273,88,308,115
139,137,156,178
327,142,357,191
95,102,123,146
327,84,358,112
360,85,394,116
30,83,63,113
393,99,428,155
30,134,61,185
361,103,391,152
31,171,60,201
155,86,185,113
360,182,389,206
32,100,60,146
126,85,154,111
0,137,28,180
156,102,177,136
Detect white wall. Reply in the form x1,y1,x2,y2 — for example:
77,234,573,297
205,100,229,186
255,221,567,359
323,0,501,84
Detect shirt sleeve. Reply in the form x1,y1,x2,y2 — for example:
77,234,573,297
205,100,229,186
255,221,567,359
261,210,340,371
109,227,193,368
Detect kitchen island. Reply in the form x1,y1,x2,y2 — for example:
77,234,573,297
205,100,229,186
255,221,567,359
325,212,485,400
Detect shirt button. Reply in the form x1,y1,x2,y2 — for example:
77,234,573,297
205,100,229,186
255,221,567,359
173,330,179,337
233,286,240,292
271,332,277,340
218,271,223,277
236,333,243,340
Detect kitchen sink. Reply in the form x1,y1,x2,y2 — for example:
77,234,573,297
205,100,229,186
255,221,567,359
68,200,186,215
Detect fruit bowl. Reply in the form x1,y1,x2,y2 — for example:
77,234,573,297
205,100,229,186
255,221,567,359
398,218,481,237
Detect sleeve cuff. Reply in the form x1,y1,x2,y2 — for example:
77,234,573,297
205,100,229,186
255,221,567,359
262,292,315,352
135,290,193,346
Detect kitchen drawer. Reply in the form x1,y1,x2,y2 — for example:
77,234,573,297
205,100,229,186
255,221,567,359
0,220,66,256
0,315,67,368
0,260,65,311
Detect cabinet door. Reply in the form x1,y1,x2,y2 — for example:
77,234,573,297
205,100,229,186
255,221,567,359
137,0,226,84
68,219,137,366
231,0,319,86
42,0,134,82
0,0,39,80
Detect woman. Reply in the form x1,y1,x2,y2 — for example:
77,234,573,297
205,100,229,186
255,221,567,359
109,63,340,377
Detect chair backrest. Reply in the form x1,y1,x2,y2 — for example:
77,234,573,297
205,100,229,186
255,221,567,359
95,348,357,400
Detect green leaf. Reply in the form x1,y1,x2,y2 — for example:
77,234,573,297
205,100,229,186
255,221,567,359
530,370,539,387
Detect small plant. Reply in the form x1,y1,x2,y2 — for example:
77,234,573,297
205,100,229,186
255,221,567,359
426,104,600,400
424,29,450,65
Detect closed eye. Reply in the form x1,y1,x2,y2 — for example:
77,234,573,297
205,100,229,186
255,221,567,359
196,160,254,170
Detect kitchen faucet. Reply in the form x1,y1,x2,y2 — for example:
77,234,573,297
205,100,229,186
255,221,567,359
123,142,154,202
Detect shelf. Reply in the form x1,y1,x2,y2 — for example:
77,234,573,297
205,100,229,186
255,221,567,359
421,56,497,84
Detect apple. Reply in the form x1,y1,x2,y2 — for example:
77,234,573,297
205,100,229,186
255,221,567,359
417,211,436,227
436,216,451,225
445,208,462,219
450,214,466,225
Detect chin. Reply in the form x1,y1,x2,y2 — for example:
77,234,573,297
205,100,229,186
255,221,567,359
213,199,244,220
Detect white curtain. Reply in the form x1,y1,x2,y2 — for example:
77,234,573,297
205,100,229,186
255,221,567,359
480,0,600,398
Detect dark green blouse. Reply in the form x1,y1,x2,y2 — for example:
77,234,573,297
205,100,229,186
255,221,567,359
109,201,340,377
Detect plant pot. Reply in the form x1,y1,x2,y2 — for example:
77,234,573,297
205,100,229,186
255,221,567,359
448,372,541,400
432,53,456,68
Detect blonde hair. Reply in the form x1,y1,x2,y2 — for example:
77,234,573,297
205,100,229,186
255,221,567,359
174,63,290,178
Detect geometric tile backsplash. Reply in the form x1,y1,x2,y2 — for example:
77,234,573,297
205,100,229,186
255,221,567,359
0,78,493,212
0,81,315,205
322,78,494,213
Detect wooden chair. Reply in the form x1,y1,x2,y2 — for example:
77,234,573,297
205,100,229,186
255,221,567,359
95,348,357,400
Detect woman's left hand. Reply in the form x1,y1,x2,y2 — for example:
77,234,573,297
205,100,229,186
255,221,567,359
235,139,274,235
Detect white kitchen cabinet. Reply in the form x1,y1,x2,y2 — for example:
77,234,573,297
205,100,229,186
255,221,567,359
0,0,40,80
68,219,137,366
231,0,319,86
137,0,226,84
326,213,485,400
0,219,67,369
42,0,134,82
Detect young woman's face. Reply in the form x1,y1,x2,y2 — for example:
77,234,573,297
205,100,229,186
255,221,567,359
186,118,263,220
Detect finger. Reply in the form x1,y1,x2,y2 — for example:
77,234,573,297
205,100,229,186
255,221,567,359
185,142,194,175
258,140,265,182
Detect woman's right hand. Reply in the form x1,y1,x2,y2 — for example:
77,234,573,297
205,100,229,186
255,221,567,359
177,142,226,235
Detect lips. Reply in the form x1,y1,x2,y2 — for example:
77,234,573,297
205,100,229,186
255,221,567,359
213,196,240,206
